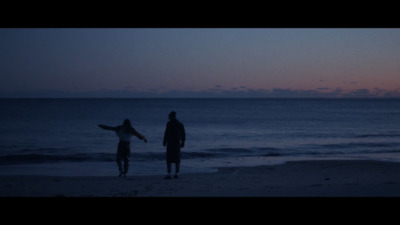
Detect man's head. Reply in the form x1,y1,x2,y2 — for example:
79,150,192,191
123,119,132,127
168,111,176,120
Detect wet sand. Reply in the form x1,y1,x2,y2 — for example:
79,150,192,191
1,160,400,197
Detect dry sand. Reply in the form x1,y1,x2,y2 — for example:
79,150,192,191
1,160,400,197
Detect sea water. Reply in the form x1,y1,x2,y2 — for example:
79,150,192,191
0,98,400,176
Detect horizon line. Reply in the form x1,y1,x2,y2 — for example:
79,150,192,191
1,97,400,100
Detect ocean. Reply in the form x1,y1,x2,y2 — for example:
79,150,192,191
1,98,400,177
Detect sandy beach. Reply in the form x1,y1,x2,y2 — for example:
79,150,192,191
1,159,400,197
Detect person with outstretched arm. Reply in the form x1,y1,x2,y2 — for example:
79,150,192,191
99,119,147,177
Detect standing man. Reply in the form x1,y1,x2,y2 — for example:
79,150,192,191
99,119,147,177
163,111,186,179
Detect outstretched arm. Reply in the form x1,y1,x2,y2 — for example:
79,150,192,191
98,124,117,131
129,127,147,143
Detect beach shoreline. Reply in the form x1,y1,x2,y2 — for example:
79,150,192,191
1,159,400,197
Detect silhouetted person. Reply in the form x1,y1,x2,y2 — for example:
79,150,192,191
163,111,186,179
99,119,147,177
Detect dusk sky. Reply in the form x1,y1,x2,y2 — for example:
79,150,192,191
1,28,399,98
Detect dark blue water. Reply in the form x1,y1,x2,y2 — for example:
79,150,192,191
1,98,400,176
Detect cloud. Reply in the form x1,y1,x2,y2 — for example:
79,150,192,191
373,88,400,98
1,87,400,98
349,89,370,95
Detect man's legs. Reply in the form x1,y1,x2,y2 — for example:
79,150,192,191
116,155,124,176
167,162,172,174
123,156,129,176
165,162,172,179
117,142,130,177
165,149,180,179
174,163,180,178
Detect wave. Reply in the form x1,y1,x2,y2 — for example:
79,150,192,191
0,151,223,165
2,143,400,166
262,153,282,157
319,142,400,149
205,148,253,153
355,134,400,138
0,153,115,165
0,147,285,165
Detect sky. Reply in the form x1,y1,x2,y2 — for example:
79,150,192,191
0,28,399,98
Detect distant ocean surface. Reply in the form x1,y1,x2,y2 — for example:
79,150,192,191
1,98,400,177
